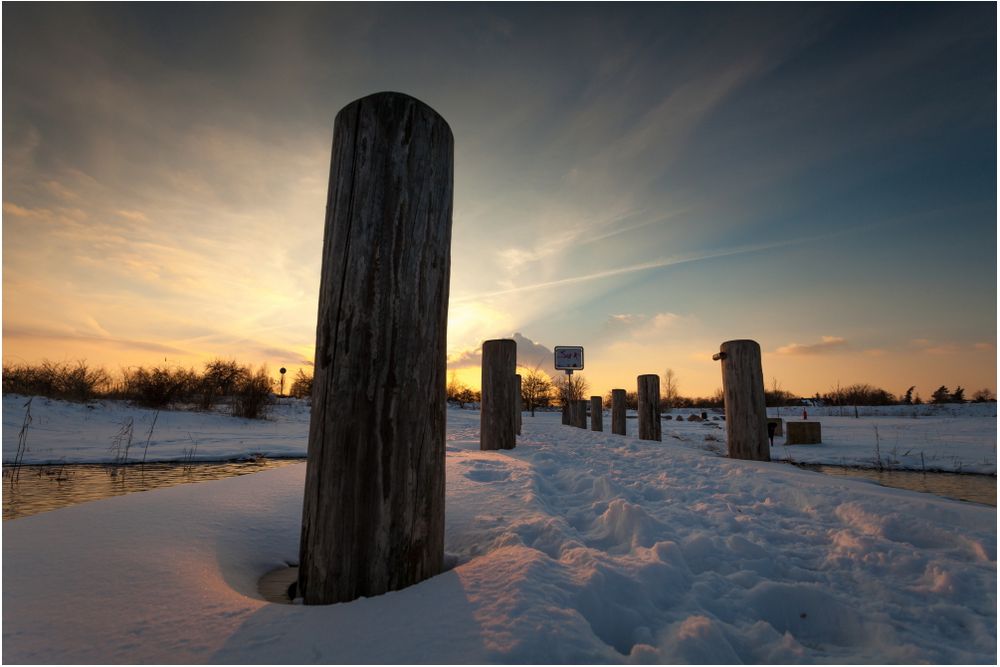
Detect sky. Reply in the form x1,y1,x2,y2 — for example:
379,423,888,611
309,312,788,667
3,3,996,399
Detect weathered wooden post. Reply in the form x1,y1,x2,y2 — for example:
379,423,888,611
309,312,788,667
714,339,770,461
514,374,522,436
611,389,627,435
299,92,452,605
590,396,603,431
481,339,517,450
637,374,661,441
572,399,588,428
561,403,570,425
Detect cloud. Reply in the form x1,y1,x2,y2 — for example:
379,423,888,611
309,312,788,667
775,336,848,355
605,311,687,339
973,342,995,351
447,332,554,372
3,324,188,355
116,209,151,223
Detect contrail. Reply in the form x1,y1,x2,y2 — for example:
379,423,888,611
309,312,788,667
452,236,809,303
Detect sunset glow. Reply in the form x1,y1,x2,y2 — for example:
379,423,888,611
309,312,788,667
3,4,995,398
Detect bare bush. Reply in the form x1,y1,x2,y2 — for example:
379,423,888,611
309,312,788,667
2,360,110,401
121,366,198,408
290,368,313,399
232,366,274,419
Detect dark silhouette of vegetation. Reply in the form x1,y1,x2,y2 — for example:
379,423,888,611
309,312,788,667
553,374,589,406
931,386,951,404
2,360,111,401
3,359,293,419
446,372,479,408
972,388,996,402
232,366,274,419
290,369,313,399
519,365,553,416
950,386,965,403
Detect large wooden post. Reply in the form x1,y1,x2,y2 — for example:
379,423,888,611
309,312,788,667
481,339,517,450
590,396,603,431
299,92,452,605
514,374,522,436
715,339,770,461
637,374,661,441
611,389,627,435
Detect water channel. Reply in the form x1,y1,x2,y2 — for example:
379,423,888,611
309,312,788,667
3,458,995,521
2,459,305,520
791,463,996,507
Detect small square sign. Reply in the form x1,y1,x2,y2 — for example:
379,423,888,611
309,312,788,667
554,346,584,371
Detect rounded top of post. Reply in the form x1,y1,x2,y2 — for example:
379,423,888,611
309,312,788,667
482,338,516,350
337,91,453,138
637,373,659,380
720,339,761,351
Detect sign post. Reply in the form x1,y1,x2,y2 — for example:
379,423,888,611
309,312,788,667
554,346,584,425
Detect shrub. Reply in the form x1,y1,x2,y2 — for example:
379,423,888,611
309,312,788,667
289,368,313,399
2,360,110,401
199,359,249,409
121,365,198,408
232,366,274,419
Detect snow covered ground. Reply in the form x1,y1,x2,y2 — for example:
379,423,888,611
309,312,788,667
3,394,996,473
2,405,996,663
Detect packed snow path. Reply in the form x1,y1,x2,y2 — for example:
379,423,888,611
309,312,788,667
3,410,995,663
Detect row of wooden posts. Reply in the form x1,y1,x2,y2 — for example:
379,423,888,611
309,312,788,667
480,337,772,463
297,92,775,607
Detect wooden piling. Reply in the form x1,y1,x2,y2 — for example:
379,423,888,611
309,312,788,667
299,92,452,605
637,374,661,441
572,399,588,428
611,389,627,435
590,396,603,431
481,339,517,450
514,374,522,436
716,339,770,461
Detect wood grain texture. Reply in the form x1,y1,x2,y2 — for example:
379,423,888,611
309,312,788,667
590,396,603,431
637,374,661,441
571,399,588,429
611,389,627,435
515,374,522,436
298,92,453,605
719,340,770,461
481,339,516,450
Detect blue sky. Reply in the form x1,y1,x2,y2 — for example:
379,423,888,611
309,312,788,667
3,3,996,396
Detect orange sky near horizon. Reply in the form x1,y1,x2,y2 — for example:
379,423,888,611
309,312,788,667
2,4,996,401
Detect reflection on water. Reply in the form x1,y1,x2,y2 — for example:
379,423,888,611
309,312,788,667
794,464,996,506
2,459,305,520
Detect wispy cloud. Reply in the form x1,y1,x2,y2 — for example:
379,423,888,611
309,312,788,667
776,336,848,355
454,236,815,303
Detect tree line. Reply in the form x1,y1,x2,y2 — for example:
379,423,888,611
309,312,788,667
444,366,997,412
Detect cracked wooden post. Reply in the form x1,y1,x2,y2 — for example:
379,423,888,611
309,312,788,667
299,92,453,605
481,339,517,450
611,388,627,435
590,395,603,432
715,339,770,461
637,374,661,441
514,374,522,436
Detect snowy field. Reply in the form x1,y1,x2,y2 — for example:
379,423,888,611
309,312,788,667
2,403,996,663
3,394,996,474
